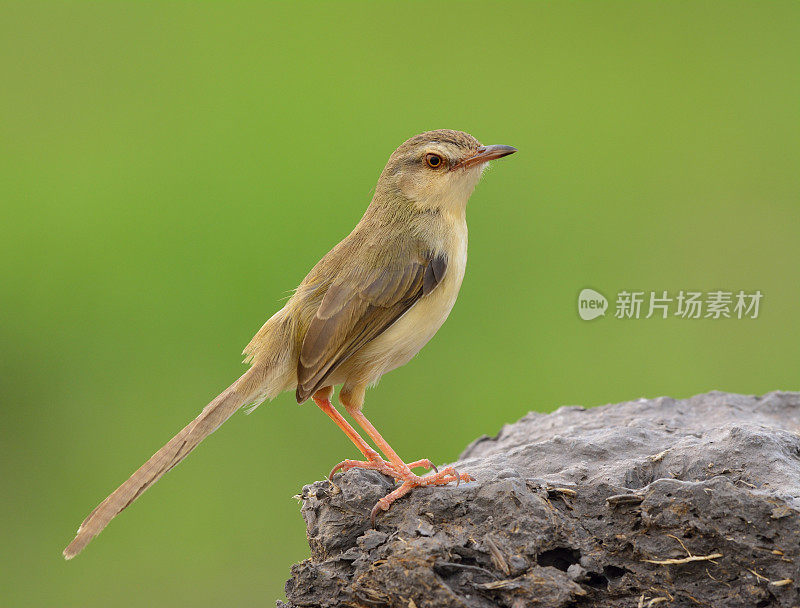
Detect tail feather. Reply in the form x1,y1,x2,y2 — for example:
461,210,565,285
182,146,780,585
63,367,264,560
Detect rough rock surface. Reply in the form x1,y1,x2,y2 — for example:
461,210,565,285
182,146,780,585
280,391,800,607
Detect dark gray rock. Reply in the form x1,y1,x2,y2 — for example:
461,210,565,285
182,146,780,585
281,391,800,607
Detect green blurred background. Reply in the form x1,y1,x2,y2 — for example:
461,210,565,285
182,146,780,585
2,2,798,606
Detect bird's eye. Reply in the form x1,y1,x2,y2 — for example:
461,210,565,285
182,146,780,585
425,153,443,169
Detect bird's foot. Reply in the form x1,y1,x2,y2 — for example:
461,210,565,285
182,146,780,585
329,451,474,524
329,449,437,482
369,465,475,526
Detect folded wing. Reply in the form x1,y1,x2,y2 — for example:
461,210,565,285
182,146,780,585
295,251,447,402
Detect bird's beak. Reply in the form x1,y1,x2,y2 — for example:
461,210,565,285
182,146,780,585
453,144,517,170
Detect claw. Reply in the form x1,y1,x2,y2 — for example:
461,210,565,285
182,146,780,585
370,500,386,528
407,459,438,473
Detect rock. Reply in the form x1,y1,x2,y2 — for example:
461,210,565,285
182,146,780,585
281,391,800,607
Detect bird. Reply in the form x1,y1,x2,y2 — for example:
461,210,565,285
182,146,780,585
63,129,516,559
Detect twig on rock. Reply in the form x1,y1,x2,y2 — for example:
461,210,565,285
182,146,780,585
642,534,722,565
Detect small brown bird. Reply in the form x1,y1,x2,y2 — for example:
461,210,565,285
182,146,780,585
63,129,516,559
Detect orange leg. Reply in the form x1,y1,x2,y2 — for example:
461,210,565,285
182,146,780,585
348,410,413,475
312,389,379,461
316,387,474,524
347,408,474,525
313,389,410,480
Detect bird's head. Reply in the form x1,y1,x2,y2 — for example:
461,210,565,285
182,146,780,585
375,129,516,216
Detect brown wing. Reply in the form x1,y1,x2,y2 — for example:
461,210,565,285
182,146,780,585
295,252,447,402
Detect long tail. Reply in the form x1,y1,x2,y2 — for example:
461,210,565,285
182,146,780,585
63,364,268,559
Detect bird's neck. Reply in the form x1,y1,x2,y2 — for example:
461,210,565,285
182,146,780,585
365,190,467,236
